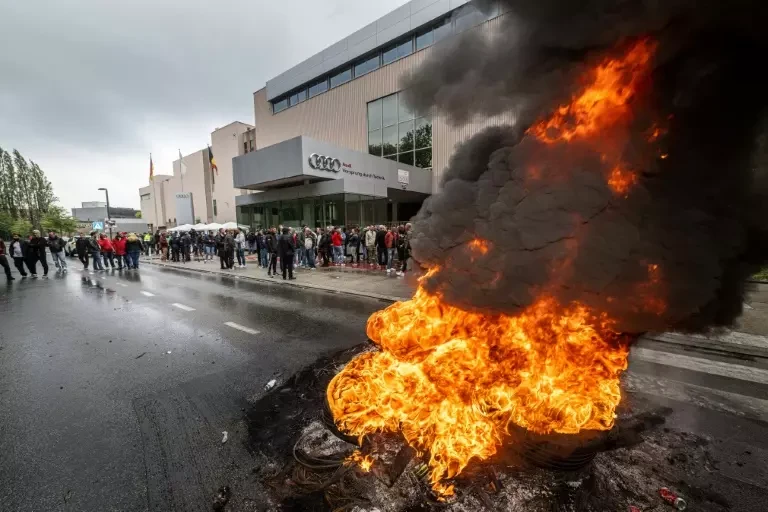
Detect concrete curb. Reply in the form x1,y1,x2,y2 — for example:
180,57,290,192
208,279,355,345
141,259,409,303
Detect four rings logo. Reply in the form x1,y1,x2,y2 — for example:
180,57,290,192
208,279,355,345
308,153,342,173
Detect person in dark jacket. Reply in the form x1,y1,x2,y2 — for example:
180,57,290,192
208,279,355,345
375,225,387,268
277,227,296,280
224,230,235,269
265,228,278,277
0,236,14,281
75,235,90,270
257,230,267,268
181,232,192,262
124,233,144,269
27,229,49,277
48,230,68,272
170,233,181,262
8,234,31,278
347,228,360,265
88,231,104,271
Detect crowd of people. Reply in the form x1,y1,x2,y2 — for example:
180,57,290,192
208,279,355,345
0,222,414,283
155,222,414,279
0,229,69,280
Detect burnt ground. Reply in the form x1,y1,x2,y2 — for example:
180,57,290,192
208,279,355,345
245,343,768,512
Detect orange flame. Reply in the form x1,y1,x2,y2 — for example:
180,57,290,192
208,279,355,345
528,39,657,144
468,238,490,255
328,286,629,493
345,450,374,473
327,40,659,495
607,164,638,196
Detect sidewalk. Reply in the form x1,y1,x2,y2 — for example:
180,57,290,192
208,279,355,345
140,254,415,302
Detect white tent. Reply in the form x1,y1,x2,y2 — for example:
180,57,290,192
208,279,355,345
221,221,239,230
204,223,223,231
193,223,207,231
170,224,193,232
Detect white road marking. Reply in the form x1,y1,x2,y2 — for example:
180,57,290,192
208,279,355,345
224,322,260,335
116,283,128,287
140,291,155,297
631,346,768,385
171,303,196,312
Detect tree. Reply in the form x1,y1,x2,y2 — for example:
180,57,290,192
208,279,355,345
135,211,142,218
10,218,32,237
0,210,13,238
0,146,58,231
42,205,78,235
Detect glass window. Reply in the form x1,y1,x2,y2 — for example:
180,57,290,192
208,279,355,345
354,54,379,77
416,29,434,50
434,18,452,43
398,120,414,152
382,125,398,156
382,45,398,65
308,79,328,98
368,99,382,131
384,155,397,162
289,89,306,106
415,116,432,149
398,151,414,166
368,129,382,156
382,94,398,127
398,95,414,121
415,148,432,169
213,199,218,217
272,98,288,113
330,68,352,88
397,39,413,59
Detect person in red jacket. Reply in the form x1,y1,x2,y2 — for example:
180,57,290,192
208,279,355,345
331,228,343,266
384,226,398,273
98,233,116,269
112,233,128,270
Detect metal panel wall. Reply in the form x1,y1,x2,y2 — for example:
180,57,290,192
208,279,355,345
254,14,515,194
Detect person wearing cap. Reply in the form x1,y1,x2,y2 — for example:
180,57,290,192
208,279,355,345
27,229,49,277
0,235,14,281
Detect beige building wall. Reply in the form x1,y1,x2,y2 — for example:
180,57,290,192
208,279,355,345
211,121,253,222
253,15,515,191
139,175,172,229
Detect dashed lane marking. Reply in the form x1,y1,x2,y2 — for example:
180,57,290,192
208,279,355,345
171,303,196,312
140,291,155,297
224,322,260,335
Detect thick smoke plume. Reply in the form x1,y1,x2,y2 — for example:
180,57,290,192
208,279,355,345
402,0,768,333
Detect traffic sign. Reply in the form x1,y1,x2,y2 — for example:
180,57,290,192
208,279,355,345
92,221,104,230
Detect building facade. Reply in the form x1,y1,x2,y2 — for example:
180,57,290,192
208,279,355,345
139,122,253,230
234,0,515,229
71,201,148,234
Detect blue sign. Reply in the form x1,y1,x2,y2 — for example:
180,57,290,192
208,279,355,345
92,221,104,230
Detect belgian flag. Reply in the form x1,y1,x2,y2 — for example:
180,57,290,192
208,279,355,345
208,145,218,176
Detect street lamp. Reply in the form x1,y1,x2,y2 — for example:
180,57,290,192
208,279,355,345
98,187,112,239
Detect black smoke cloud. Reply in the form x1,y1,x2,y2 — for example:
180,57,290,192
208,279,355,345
402,0,768,333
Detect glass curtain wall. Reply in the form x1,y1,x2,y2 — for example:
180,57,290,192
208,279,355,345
236,196,397,230
368,92,432,170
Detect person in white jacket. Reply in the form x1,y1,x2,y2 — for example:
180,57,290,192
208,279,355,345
364,226,377,266
235,229,247,268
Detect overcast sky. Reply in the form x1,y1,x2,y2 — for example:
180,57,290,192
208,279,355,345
0,0,409,211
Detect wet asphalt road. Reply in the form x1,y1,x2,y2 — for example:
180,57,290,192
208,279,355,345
2,261,768,511
0,262,385,512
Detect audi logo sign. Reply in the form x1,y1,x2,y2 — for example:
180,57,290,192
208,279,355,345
308,153,342,173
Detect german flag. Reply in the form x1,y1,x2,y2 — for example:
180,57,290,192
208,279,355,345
208,145,218,175
149,154,154,182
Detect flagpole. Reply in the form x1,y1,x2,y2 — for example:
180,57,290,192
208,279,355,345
179,149,185,193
